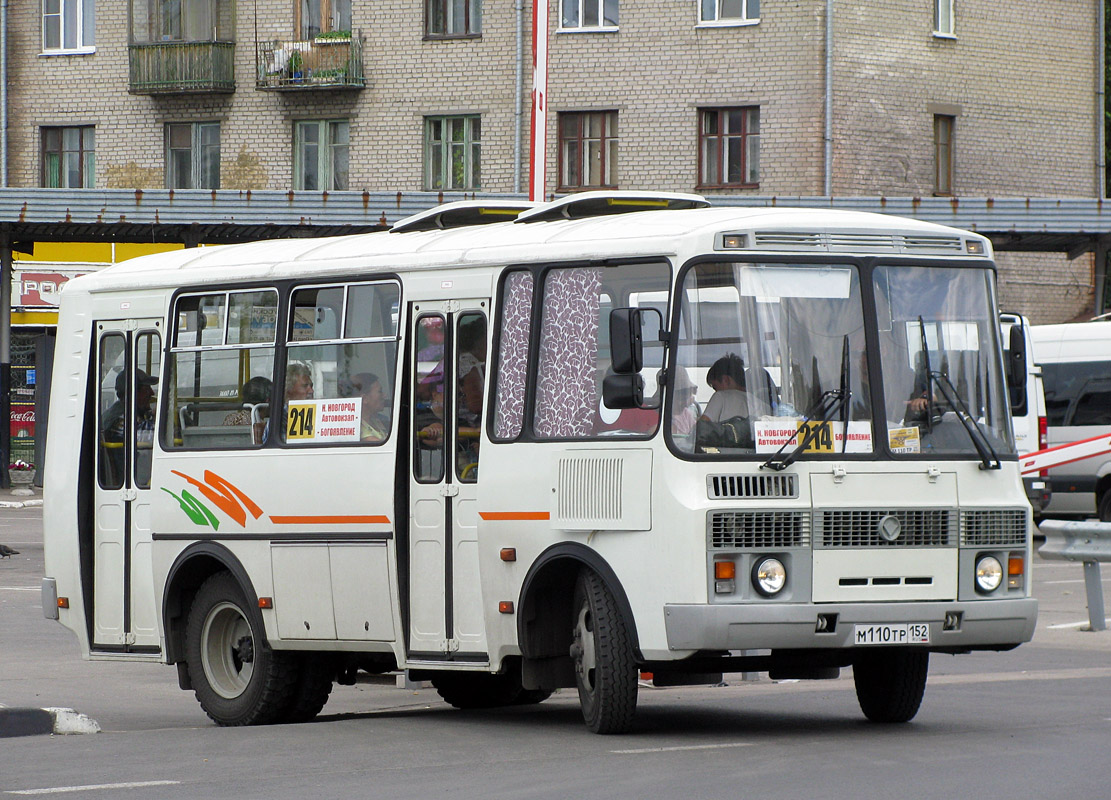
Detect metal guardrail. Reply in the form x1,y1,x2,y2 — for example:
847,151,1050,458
128,41,236,94
255,35,365,91
1038,520,1111,631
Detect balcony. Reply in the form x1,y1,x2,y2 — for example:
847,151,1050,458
255,34,365,91
129,41,236,95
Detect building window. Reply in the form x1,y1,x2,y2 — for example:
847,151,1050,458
700,0,758,24
165,122,220,189
43,0,95,51
425,116,481,190
934,115,954,196
934,0,954,36
558,111,618,191
136,0,231,43
297,0,351,38
294,120,349,190
699,107,759,188
560,0,617,29
42,126,95,188
426,0,480,36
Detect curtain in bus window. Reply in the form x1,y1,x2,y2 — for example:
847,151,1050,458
493,271,534,439
534,267,601,438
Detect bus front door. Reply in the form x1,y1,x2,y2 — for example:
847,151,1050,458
91,320,162,653
408,301,489,662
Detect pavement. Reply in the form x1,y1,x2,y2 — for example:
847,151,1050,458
0,482,43,509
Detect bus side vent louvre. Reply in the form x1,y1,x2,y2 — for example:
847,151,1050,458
557,456,623,522
709,511,810,549
960,509,1028,546
815,509,954,548
708,473,798,499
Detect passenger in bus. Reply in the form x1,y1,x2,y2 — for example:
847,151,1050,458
700,354,771,423
101,369,158,483
224,376,272,445
672,369,700,436
286,363,314,402
349,372,390,442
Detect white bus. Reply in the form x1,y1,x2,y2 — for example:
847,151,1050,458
42,192,1037,734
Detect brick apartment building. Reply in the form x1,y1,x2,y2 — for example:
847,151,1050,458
1,0,1104,322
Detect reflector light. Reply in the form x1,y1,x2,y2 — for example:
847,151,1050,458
500,548,517,562
498,601,514,614
714,561,736,580
57,597,69,609
258,597,274,609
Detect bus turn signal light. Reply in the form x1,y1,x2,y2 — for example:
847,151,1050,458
498,601,514,614
500,548,516,562
258,597,274,609
714,562,736,580
57,597,69,609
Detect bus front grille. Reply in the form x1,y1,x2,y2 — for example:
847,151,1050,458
708,473,798,499
960,509,1028,546
709,511,810,549
815,509,954,548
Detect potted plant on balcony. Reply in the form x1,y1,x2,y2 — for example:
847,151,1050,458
287,50,304,82
314,29,351,43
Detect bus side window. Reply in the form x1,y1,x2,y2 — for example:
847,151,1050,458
98,333,127,489
414,314,446,481
456,312,486,482
133,331,161,489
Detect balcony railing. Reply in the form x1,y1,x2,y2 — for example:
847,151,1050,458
129,40,236,94
255,35,365,91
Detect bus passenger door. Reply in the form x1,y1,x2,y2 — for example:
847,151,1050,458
408,301,489,661
92,320,162,652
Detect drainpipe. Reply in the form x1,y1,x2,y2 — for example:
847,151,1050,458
514,0,523,194
1098,0,1105,199
823,0,833,197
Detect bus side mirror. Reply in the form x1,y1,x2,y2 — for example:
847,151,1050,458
610,308,643,374
603,372,644,409
1007,324,1027,391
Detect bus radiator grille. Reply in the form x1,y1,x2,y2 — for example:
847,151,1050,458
707,473,798,500
959,509,1028,546
708,511,809,549
815,509,954,548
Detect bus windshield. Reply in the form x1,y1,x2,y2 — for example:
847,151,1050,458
672,261,871,456
671,260,1015,459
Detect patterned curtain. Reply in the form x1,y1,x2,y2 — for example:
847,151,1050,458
493,271,534,439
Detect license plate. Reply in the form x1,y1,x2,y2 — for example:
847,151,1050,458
853,623,930,645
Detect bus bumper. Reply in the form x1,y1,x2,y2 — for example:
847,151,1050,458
663,598,1038,652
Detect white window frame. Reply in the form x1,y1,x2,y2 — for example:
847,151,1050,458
698,0,759,27
559,0,618,31
294,119,350,191
934,0,955,37
42,0,95,54
424,115,481,191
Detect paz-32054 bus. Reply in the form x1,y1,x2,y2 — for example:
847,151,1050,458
42,192,1037,734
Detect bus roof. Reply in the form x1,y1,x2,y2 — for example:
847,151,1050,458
65,197,992,295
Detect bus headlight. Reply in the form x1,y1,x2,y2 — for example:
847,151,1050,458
975,555,1003,593
752,557,787,597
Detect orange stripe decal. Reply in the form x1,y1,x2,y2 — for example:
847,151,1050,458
479,511,551,521
269,515,391,525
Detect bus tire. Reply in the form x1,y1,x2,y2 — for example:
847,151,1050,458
281,655,335,723
431,672,548,709
185,571,298,726
570,569,637,734
852,649,928,723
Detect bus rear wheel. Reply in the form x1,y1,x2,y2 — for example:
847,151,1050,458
185,571,298,726
852,649,929,723
570,570,637,734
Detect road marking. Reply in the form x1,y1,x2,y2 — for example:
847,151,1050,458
1046,619,1111,630
7,781,180,795
0,587,38,592
1043,578,1111,585
612,742,756,755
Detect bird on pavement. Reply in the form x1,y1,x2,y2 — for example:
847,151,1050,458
0,544,19,558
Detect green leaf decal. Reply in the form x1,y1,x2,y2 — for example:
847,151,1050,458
161,488,221,531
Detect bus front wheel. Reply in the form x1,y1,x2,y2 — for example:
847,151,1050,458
570,569,637,734
185,571,298,726
852,649,928,723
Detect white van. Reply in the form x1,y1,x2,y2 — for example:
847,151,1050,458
1029,320,1111,520
1001,313,1050,514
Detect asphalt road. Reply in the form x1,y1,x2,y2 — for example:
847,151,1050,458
2,504,1110,799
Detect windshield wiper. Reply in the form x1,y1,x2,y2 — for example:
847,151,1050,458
927,369,1001,470
761,389,850,471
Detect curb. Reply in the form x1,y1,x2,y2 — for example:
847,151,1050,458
0,498,43,509
0,707,101,738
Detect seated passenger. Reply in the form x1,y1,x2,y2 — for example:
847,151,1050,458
223,376,272,427
349,371,390,442
701,353,771,422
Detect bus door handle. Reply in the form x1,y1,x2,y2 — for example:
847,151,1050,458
439,485,460,498
120,488,138,502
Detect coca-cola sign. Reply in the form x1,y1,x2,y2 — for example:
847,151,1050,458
11,410,35,423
